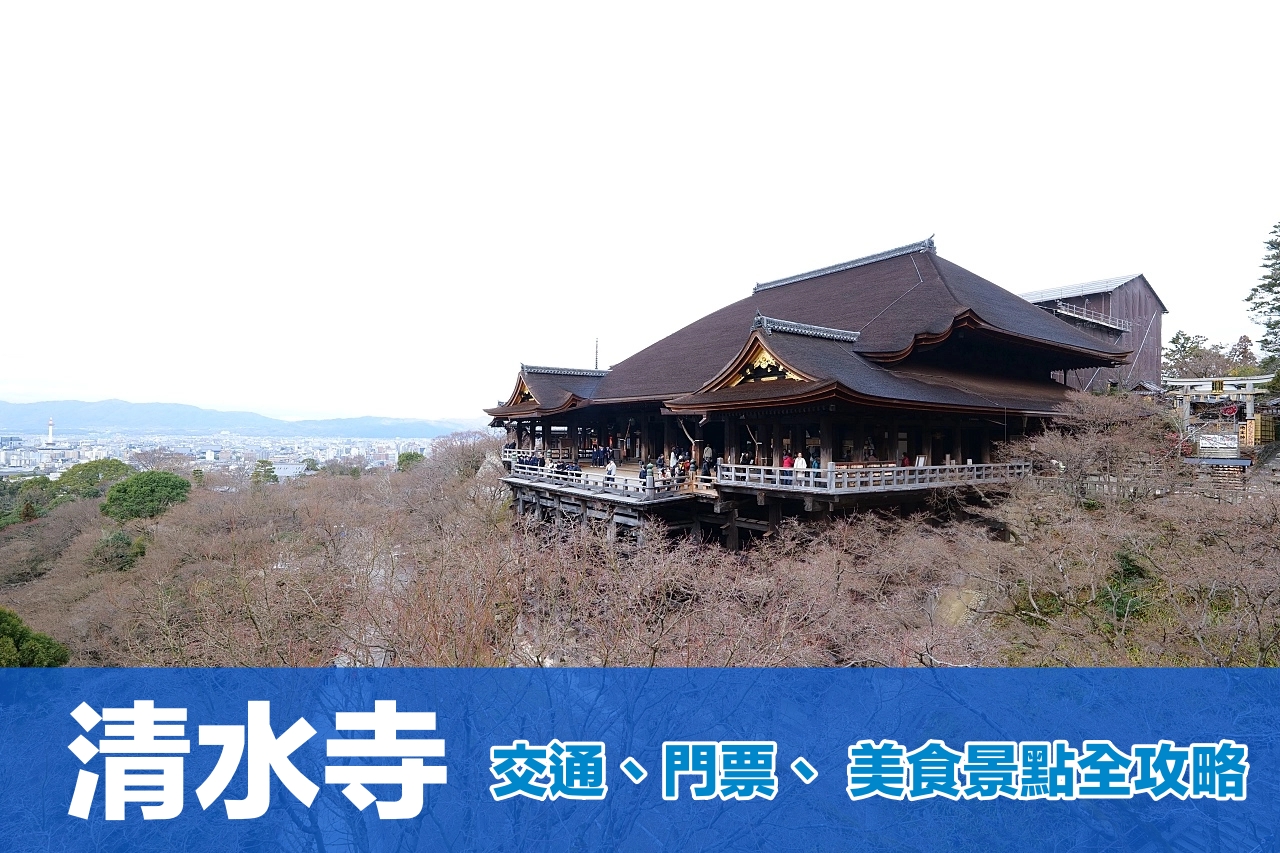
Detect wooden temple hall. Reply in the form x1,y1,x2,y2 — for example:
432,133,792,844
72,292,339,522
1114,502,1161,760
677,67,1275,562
487,239,1131,544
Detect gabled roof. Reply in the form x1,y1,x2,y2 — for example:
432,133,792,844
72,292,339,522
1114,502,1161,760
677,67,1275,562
587,242,1128,403
666,324,1072,416
1019,274,1169,313
485,365,609,418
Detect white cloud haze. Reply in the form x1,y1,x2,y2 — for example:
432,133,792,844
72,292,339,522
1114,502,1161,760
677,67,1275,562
2,2,1277,420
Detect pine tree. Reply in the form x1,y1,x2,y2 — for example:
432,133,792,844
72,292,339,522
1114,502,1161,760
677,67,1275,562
250,460,279,486
1245,221,1280,356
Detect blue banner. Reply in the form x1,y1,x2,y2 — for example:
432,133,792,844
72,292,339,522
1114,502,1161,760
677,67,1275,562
0,668,1275,852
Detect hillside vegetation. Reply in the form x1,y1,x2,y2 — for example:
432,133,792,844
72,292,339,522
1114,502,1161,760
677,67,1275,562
1,397,1278,668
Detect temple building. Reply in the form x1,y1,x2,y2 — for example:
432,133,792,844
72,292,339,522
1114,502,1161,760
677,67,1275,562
487,239,1132,543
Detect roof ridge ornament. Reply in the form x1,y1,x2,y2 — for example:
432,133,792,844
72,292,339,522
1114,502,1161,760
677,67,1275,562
520,364,610,377
750,313,860,343
752,237,937,293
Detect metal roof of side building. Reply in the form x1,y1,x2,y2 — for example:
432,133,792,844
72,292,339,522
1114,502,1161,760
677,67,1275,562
1019,274,1168,313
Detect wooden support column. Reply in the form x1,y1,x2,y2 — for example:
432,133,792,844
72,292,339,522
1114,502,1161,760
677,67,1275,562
772,422,784,466
663,418,675,459
767,499,782,534
952,424,963,465
820,414,833,469
725,508,740,550
980,424,991,463
727,420,740,466
922,422,933,466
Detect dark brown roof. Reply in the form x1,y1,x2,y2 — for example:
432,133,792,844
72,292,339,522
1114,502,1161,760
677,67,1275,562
666,330,1071,416
588,245,1127,403
485,366,608,417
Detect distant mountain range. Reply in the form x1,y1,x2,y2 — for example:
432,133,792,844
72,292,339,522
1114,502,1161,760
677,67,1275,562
0,399,486,439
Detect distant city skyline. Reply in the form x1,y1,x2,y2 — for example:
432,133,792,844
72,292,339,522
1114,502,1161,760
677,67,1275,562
0,398,487,437
0,396,483,426
3,4,1277,420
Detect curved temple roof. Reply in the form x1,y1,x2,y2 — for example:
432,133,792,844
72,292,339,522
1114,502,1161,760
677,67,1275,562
488,240,1131,418
666,328,1072,417
487,365,609,418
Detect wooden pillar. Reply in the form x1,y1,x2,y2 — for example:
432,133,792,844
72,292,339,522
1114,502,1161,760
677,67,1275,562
922,422,933,466
820,415,833,469
727,420,740,466
640,419,651,462
772,422,784,466
952,423,963,465
980,424,991,463
663,417,674,459
725,509,740,550
767,499,782,534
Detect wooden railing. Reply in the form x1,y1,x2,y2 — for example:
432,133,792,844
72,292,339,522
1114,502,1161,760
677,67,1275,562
508,462,682,499
506,449,1031,498
716,461,1032,493
502,446,581,463
502,446,624,464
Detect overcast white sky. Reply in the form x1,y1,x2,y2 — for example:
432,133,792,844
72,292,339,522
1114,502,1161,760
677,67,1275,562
2,3,1277,421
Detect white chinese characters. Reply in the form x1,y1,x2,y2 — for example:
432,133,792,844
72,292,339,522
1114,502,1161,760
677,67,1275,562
68,699,446,821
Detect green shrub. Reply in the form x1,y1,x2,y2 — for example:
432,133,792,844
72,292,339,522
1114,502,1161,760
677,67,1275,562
0,607,69,667
397,451,425,472
91,530,141,571
102,471,191,521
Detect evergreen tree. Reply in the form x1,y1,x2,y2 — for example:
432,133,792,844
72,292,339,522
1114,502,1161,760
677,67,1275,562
54,459,134,498
1245,221,1280,356
101,471,191,521
397,451,425,472
250,460,279,486
0,607,70,667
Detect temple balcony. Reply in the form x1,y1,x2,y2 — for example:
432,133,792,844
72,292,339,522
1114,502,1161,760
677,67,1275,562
502,460,697,507
502,449,1032,508
714,461,1032,496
